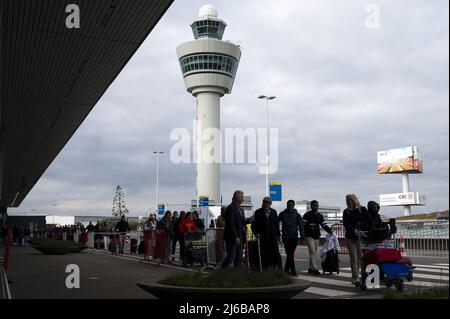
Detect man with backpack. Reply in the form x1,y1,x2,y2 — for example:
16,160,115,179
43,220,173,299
303,200,332,275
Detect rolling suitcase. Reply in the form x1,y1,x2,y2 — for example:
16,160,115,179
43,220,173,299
322,248,339,274
130,238,138,254
138,240,145,254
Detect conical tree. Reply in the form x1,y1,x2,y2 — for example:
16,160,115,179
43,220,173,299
112,185,129,217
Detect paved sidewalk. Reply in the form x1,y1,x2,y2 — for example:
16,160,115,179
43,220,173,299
7,246,187,299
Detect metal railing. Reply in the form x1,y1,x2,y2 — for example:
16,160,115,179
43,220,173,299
394,220,449,258
331,220,449,258
205,228,225,267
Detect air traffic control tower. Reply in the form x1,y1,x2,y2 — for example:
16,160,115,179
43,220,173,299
176,4,241,205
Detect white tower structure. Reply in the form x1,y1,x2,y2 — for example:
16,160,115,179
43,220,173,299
176,4,241,205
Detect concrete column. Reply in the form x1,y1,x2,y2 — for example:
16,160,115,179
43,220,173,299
402,173,411,216
196,92,221,205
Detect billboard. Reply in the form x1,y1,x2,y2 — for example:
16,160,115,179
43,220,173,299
377,146,423,174
380,192,426,206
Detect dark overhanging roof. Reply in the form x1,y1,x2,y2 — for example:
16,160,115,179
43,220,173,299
0,0,174,207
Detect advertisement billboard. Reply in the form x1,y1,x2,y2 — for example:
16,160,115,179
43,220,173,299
380,192,426,206
377,146,423,174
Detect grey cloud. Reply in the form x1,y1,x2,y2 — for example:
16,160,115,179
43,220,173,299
11,0,449,218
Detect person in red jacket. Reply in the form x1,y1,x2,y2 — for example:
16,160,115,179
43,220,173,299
179,212,197,266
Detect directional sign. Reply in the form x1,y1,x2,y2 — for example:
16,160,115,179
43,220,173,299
158,203,166,216
199,196,209,207
270,182,282,201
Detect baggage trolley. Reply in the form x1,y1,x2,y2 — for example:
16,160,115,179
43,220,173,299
358,230,415,292
184,231,207,267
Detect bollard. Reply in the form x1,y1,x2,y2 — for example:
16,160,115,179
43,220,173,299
399,236,407,256
87,232,95,248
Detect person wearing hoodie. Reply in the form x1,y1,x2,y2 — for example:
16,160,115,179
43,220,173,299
303,200,333,275
364,201,389,242
278,199,305,276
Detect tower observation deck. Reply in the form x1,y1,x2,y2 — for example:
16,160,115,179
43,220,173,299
176,4,241,205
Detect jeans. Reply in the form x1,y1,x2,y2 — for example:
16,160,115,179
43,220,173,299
306,237,319,270
119,234,126,253
346,238,362,283
283,238,298,274
221,238,243,268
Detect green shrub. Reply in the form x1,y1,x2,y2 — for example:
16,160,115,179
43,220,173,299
31,238,87,254
159,269,294,288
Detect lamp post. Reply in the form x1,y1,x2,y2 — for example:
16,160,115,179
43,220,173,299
153,151,164,214
258,95,276,197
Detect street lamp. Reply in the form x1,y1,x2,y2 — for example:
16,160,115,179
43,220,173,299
258,95,276,197
153,151,164,214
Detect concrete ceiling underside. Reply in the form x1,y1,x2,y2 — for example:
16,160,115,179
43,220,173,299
0,0,174,207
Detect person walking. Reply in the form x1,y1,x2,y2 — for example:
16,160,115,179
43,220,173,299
221,190,246,268
303,200,333,275
115,215,131,254
278,199,305,276
343,194,369,286
251,197,282,270
179,211,198,266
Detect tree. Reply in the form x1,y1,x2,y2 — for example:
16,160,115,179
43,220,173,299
112,185,129,217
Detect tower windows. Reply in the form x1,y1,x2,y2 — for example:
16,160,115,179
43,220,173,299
179,54,237,76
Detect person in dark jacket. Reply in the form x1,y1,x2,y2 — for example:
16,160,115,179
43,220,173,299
171,211,179,262
343,194,369,286
192,211,205,231
251,197,282,270
278,200,305,275
115,215,131,254
221,190,246,268
365,201,389,242
303,200,332,275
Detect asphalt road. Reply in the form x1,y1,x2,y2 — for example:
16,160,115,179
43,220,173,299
6,245,449,299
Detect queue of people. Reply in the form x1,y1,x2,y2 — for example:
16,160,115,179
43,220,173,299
215,190,390,288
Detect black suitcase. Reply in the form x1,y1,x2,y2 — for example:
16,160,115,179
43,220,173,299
130,238,138,254
247,239,261,271
322,248,339,274
138,241,145,254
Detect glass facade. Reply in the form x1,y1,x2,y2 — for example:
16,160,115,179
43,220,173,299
179,54,237,76
191,19,226,40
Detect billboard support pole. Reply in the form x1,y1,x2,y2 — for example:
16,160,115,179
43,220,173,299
402,173,411,216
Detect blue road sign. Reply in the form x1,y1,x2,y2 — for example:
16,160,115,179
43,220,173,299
158,204,165,216
270,182,282,201
199,196,209,207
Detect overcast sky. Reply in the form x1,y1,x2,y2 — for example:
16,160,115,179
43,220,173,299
11,0,449,218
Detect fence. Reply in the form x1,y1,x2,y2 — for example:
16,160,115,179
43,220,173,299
331,220,449,258
0,229,12,299
205,228,225,267
394,221,449,258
